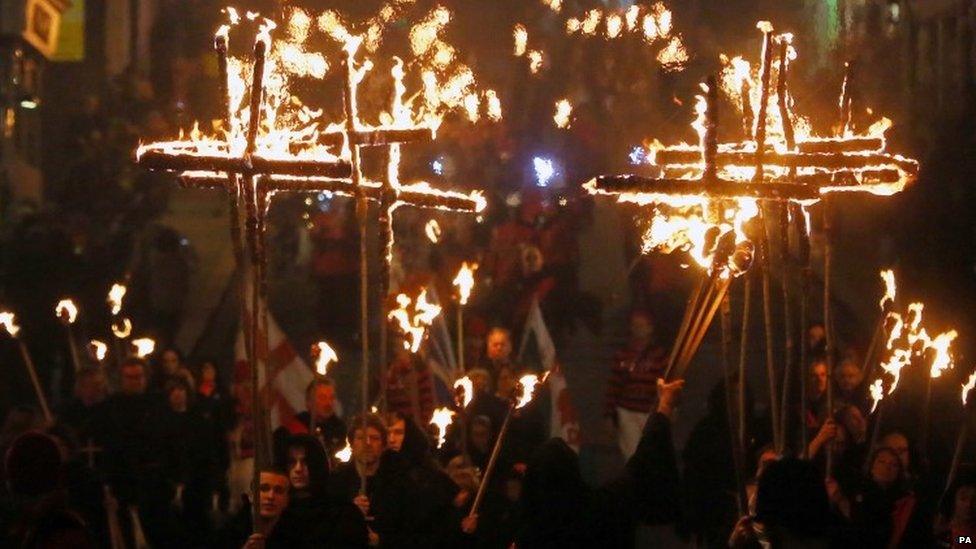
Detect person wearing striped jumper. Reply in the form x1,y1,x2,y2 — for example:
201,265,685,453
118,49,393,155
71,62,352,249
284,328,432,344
606,309,668,459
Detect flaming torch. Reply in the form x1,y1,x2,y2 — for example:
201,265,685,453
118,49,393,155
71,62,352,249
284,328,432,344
107,283,127,364
388,289,442,354
468,372,549,518
312,340,339,377
89,340,108,364
131,338,156,359
55,299,83,373
453,262,477,372
0,311,52,422
430,407,456,449
941,371,976,509
454,375,474,456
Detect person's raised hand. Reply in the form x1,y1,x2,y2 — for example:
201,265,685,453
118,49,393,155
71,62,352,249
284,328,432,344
461,514,478,534
353,494,370,516
656,378,685,418
243,533,266,549
816,419,838,443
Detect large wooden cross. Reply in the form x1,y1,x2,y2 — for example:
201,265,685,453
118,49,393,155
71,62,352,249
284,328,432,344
583,24,918,456
135,23,484,529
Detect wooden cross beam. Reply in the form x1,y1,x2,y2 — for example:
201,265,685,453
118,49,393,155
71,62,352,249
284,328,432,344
133,24,487,519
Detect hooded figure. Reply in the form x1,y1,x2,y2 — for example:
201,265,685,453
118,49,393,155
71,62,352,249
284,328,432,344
516,392,681,547
371,415,462,548
274,434,367,547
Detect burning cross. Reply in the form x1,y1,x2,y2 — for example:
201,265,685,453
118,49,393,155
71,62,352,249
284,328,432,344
583,23,919,452
134,15,486,515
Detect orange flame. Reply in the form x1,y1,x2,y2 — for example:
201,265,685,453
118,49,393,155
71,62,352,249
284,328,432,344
90,340,108,362
0,311,20,338
131,338,156,358
553,99,573,128
388,289,442,353
335,441,352,462
108,283,127,316
312,340,339,376
425,219,441,243
454,376,473,408
112,318,132,339
56,299,79,324
429,407,456,448
963,371,976,406
515,372,549,409
452,262,477,306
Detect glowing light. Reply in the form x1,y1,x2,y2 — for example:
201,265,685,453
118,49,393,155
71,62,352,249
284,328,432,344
425,220,442,243
515,372,549,409
388,289,442,353
312,340,338,376
514,24,528,57
56,299,78,324
533,157,555,187
553,99,573,128
454,376,473,408
0,311,20,338
131,338,156,358
112,318,132,339
430,407,456,448
90,340,108,362
431,159,444,175
453,262,477,305
880,269,896,310
108,283,127,316
963,371,976,406
335,442,352,462
527,50,544,74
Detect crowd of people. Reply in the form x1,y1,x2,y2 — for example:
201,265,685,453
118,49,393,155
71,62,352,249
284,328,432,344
1,309,974,547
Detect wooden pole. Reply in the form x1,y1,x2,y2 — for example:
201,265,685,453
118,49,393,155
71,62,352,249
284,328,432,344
721,294,748,515
738,275,752,459
779,203,794,453
824,197,836,478
792,202,811,457
342,49,371,496
65,324,83,373
468,403,515,517
17,338,52,422
758,205,782,452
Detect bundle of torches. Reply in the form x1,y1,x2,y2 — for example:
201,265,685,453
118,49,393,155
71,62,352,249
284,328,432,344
585,20,919,382
322,261,547,519
0,282,156,423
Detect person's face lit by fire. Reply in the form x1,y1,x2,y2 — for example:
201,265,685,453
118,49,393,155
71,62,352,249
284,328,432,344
75,371,107,406
468,369,490,395
309,384,336,420
470,421,491,453
352,426,385,467
520,246,544,275
808,325,826,350
487,330,512,362
881,432,910,471
630,313,654,342
200,362,217,384
496,367,516,399
258,471,290,519
287,447,309,491
120,364,147,395
836,360,863,393
161,349,181,376
870,449,901,487
387,419,406,452
840,406,867,444
810,361,828,396
954,486,976,526
168,385,188,413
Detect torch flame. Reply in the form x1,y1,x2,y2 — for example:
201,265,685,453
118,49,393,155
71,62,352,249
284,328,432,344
429,407,456,448
553,99,573,128
0,311,20,338
963,371,976,406
514,24,528,57
454,376,473,408
515,372,549,409
90,340,108,362
867,271,959,411
879,270,896,310
131,338,156,358
425,219,442,243
313,340,339,376
335,441,352,463
112,318,132,339
108,283,127,316
56,299,79,324
388,289,442,353
453,262,478,305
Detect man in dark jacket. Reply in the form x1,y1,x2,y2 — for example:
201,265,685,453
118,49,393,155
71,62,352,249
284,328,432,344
502,378,684,548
